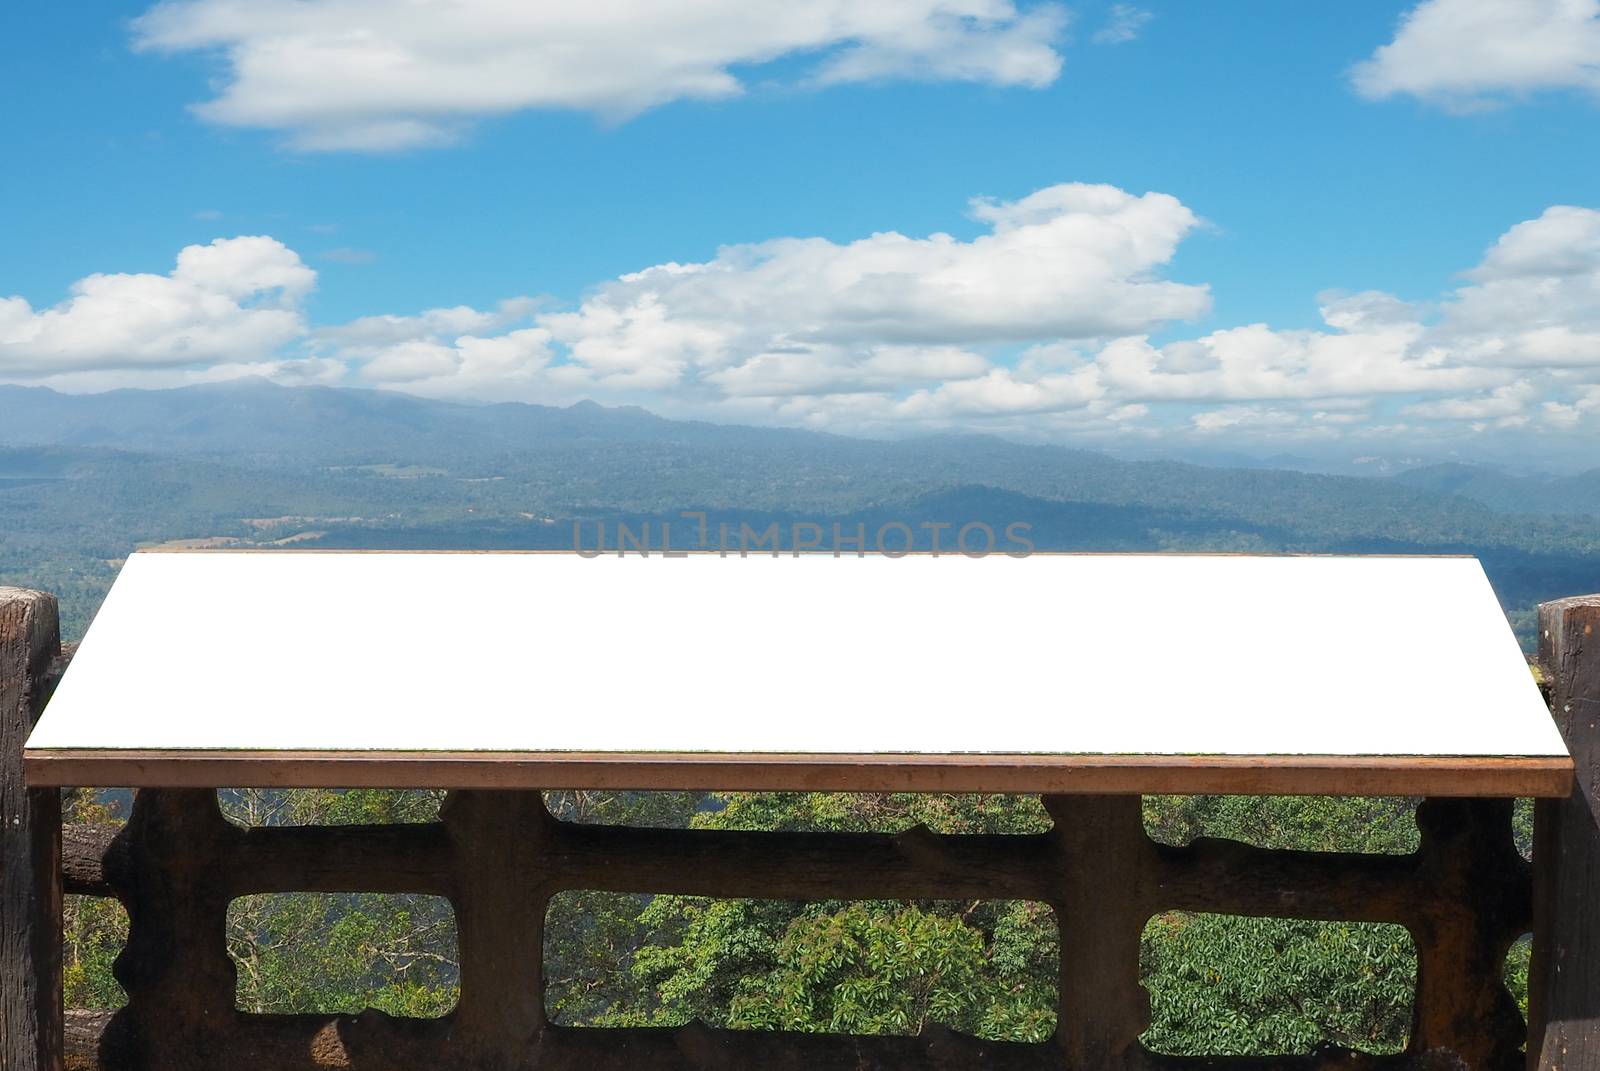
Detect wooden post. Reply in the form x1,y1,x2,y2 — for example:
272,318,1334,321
0,589,63,1071
1532,593,1600,1070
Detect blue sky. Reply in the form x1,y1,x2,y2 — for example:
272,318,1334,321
3,1,1599,464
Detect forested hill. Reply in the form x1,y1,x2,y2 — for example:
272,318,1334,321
0,380,796,458
2,381,1598,641
1392,462,1600,518
0,380,1591,533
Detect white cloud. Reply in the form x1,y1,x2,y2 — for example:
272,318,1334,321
10,191,1600,448
355,330,554,396
1437,206,1600,367
1093,3,1152,45
1070,207,1600,433
1402,380,1537,420
1191,406,1303,434
17,357,347,396
706,344,990,398
1543,385,1600,427
325,183,1203,402
1352,0,1600,108
131,0,1067,150
0,236,312,377
532,183,1207,401
318,299,540,352
320,299,554,399
1095,311,1489,404
898,363,1105,416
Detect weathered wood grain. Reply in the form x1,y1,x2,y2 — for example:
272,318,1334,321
60,824,123,898
62,1011,115,1071
23,748,1575,798
444,791,551,1067
1,588,62,1071
53,786,1532,1070
1532,594,1600,1071
58,1008,1456,1071
1407,800,1530,1071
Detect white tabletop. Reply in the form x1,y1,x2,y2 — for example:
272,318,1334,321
23,551,1570,795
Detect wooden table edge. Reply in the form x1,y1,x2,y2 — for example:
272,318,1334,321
23,749,1575,797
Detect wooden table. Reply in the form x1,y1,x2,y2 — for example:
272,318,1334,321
23,550,1573,796
9,551,1586,1071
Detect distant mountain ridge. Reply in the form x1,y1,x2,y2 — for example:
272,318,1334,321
0,380,1512,513
1393,463,1600,518
4,380,1599,643
6,381,1599,518
0,380,710,459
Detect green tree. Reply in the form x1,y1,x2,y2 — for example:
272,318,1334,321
1141,914,1416,1056
60,786,1527,1059
217,789,458,1015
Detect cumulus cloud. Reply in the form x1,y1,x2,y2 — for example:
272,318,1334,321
1095,314,1488,404
706,345,990,398
897,362,1105,417
1402,381,1538,422
1436,206,1600,367
14,357,348,396
320,299,553,398
0,236,313,377
355,331,554,395
1352,0,1600,108
319,183,1203,404
9,189,1600,446
528,183,1206,399
1543,385,1600,427
320,191,1600,437
1191,406,1303,434
131,0,1067,150
318,299,541,352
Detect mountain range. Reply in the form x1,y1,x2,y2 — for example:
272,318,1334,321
2,380,1597,641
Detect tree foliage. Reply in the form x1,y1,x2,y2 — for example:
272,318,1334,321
60,786,1532,1058
1141,914,1416,1055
